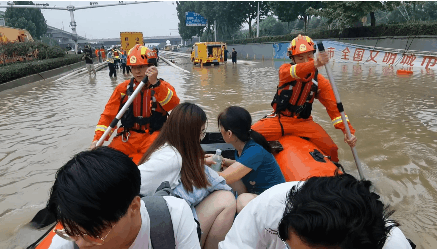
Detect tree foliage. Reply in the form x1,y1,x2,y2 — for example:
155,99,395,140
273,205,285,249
176,1,269,41
306,1,399,28
4,1,47,39
176,1,205,41
177,1,437,43
269,1,325,32
236,1,270,37
375,1,437,24
258,16,287,36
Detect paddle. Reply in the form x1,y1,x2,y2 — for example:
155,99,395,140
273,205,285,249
96,75,149,146
317,42,366,180
28,75,150,229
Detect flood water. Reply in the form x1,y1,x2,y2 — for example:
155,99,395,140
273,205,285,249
0,54,436,248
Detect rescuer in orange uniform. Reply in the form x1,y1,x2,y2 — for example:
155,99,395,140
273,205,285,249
252,35,357,163
90,44,180,163
100,46,106,61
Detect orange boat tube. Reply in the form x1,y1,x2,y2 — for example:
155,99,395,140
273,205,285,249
274,136,339,182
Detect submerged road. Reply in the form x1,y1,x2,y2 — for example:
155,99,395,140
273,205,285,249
0,54,436,248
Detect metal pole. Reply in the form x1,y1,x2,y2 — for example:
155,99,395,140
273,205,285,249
159,55,190,73
317,42,365,180
67,6,78,54
257,2,260,38
97,76,149,147
214,20,217,42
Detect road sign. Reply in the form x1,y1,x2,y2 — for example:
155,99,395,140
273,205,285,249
185,12,207,26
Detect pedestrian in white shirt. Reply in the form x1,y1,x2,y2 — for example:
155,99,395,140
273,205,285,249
43,146,200,249
219,172,414,249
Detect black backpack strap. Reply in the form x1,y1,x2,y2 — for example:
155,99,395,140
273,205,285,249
142,195,176,249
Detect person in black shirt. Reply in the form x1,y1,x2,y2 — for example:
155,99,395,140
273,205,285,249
223,45,228,63
231,48,237,65
84,45,96,76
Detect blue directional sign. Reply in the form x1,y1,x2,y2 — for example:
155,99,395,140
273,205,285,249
185,12,207,26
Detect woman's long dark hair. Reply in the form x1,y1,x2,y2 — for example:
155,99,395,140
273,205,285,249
217,106,272,153
139,102,209,192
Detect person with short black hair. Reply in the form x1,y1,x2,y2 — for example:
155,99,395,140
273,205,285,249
120,51,128,75
45,146,201,249
219,172,413,249
231,48,237,64
107,49,116,78
223,45,228,63
83,45,96,76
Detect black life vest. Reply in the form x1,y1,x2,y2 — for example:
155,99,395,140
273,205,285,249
119,78,168,134
271,70,319,119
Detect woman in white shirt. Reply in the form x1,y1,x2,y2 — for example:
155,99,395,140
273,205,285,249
138,102,236,249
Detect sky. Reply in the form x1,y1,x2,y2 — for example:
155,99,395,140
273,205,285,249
0,0,181,39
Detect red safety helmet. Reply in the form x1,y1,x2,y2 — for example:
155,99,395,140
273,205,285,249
287,34,316,57
127,44,157,66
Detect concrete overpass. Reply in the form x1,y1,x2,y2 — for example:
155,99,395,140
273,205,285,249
82,35,195,48
1,9,196,49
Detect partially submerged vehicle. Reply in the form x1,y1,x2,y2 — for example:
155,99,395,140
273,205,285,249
191,42,226,66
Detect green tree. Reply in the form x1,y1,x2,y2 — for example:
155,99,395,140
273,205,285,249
269,1,325,32
307,1,399,28
176,1,205,41
383,1,434,23
422,1,437,21
4,1,47,39
258,16,286,36
235,1,270,38
176,1,246,41
214,1,245,40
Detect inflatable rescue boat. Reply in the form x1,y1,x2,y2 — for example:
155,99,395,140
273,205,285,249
27,131,340,248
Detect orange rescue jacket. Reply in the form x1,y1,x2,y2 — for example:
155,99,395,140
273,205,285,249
100,49,106,59
93,78,180,142
275,61,355,134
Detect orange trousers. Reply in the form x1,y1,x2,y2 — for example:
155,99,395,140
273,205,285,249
252,115,339,162
109,131,160,164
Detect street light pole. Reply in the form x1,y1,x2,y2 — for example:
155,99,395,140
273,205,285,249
67,5,78,53
256,1,260,38
214,20,217,42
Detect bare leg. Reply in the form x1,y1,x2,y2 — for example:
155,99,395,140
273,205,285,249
236,193,257,213
195,190,236,249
